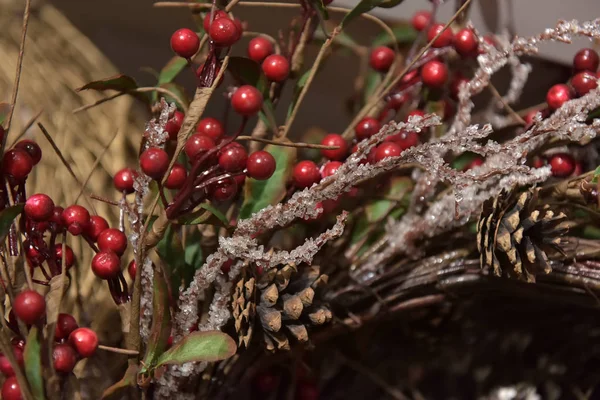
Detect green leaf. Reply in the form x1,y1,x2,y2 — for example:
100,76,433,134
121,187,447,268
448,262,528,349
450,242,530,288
309,0,329,20
287,70,311,119
76,74,138,92
24,326,45,400
141,271,172,374
451,152,480,171
0,204,23,242
372,23,418,47
583,225,600,239
177,202,230,228
156,224,187,293
0,102,11,126
365,177,413,223
591,166,600,184
239,143,297,219
259,98,278,133
588,106,600,121
341,0,405,29
155,331,236,367
227,57,269,95
184,229,204,270
159,82,190,111
350,214,370,245
159,57,189,85
101,365,138,399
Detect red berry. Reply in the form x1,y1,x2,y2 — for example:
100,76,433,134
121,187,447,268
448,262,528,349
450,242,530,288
52,344,77,374
3,149,33,181
296,381,319,400
165,111,184,141
453,28,478,57
231,85,263,116
532,156,546,169
209,17,240,47
320,161,342,178
571,71,598,96
420,61,448,88
14,140,42,165
2,376,22,400
24,240,44,266
355,117,381,141
97,228,128,256
388,91,410,110
549,153,575,177
62,205,91,236
0,347,23,377
573,48,599,73
211,179,238,202
69,328,98,358
386,131,419,150
25,194,55,222
546,84,571,110
219,143,248,172
86,215,109,242
293,161,321,189
221,259,233,274
248,37,274,63
165,163,188,189
185,134,215,161
196,117,224,140
50,206,65,230
55,313,78,341
128,260,136,280
246,151,276,180
373,142,402,162
320,134,348,161
140,148,170,180
91,251,121,279
450,75,469,100
13,290,45,324
411,10,432,32
427,23,453,48
254,371,279,393
262,55,290,82
170,28,200,59
232,18,244,41
465,157,484,170
203,10,229,32
369,46,395,72
54,244,75,269
113,168,138,194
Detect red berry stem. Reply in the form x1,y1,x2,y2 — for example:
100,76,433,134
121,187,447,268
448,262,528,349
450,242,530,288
31,279,49,286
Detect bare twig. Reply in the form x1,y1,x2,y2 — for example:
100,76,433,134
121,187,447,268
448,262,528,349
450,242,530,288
98,345,140,356
488,83,526,125
236,136,339,149
75,130,119,203
73,86,189,114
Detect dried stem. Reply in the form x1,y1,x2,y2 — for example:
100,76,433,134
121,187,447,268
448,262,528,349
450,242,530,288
98,345,140,356
236,136,339,149
75,129,119,203
73,87,189,114
488,83,526,125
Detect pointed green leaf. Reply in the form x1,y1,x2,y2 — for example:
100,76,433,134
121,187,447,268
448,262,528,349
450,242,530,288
76,74,138,92
227,57,269,95
350,214,370,245
0,204,23,242
24,326,45,400
156,224,187,292
178,202,230,228
341,0,405,29
365,177,412,223
159,82,190,111
588,106,600,121
101,365,138,399
141,270,172,373
239,143,297,219
591,166,600,184
155,331,236,367
372,23,418,47
184,229,204,270
287,70,311,119
159,57,189,85
309,0,329,20
0,103,11,126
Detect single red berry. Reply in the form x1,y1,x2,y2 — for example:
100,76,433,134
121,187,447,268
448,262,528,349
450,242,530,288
549,153,575,177
0,347,23,377
185,134,215,161
113,168,138,194
450,74,469,100
411,10,432,32
262,54,290,82
209,17,239,47
465,157,484,170
23,240,44,266
219,143,248,172
97,228,128,256
50,206,65,230
2,376,22,400
211,179,238,202
355,117,381,141
386,131,419,150
165,163,188,189
86,215,109,242
170,28,200,59
231,85,263,116
24,194,55,222
62,205,90,236
571,71,598,96
369,46,395,72
55,313,79,341
54,244,75,269
140,148,170,180
232,18,243,41
165,111,185,141
69,328,98,358
320,134,348,161
427,23,453,48
196,117,224,140
373,142,402,162
546,84,572,110
13,290,45,325
420,61,448,88
293,161,321,189
2,149,33,181
203,10,229,32
532,156,546,169
221,259,233,274
52,344,77,374
247,151,276,180
14,140,42,165
573,48,600,73
248,37,274,63
320,161,342,178
254,371,279,393
453,28,478,57
388,91,410,110
91,251,121,279
296,381,319,400
128,260,136,280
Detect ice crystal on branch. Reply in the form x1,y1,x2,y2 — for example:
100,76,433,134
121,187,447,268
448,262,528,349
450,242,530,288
144,98,176,148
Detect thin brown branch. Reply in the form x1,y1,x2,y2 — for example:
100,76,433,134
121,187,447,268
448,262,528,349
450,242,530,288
8,109,43,148
89,194,119,207
75,130,119,203
236,136,339,149
98,344,140,356
73,87,188,114
488,83,526,125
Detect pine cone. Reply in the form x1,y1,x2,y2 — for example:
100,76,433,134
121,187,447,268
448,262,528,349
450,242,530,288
231,269,256,348
477,188,572,282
